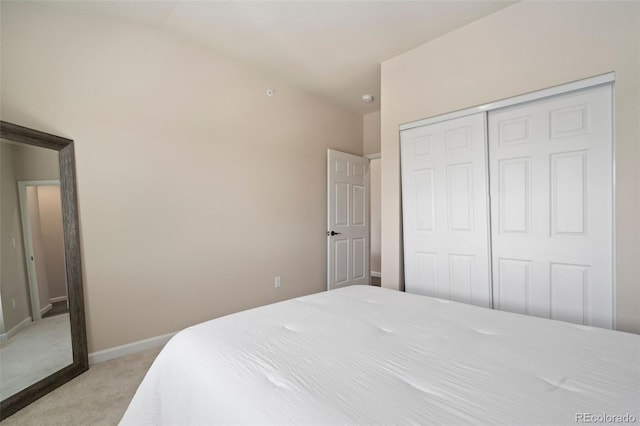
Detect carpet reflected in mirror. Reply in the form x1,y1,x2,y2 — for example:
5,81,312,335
0,314,72,399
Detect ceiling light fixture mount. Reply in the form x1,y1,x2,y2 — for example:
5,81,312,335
362,94,374,103
266,89,275,96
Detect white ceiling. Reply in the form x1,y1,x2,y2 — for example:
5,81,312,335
23,0,516,115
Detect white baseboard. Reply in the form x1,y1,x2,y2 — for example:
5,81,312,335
0,316,32,342
50,296,68,304
371,271,381,278
40,304,52,316
88,332,176,365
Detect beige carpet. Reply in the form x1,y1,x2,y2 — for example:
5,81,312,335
2,347,161,426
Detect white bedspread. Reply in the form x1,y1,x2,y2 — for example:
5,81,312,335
121,285,639,425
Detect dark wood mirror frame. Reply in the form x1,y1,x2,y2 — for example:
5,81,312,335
0,120,88,420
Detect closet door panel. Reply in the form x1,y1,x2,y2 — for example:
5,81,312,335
495,258,530,314
401,113,491,307
489,84,613,328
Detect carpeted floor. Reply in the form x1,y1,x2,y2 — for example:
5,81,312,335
0,314,72,399
1,347,161,425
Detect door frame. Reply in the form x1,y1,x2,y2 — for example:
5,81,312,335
17,179,61,321
365,153,381,281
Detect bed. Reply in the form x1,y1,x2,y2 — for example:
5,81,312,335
120,285,639,425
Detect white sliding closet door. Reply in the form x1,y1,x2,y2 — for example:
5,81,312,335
488,84,613,328
401,113,491,307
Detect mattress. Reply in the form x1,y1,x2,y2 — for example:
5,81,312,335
120,285,640,425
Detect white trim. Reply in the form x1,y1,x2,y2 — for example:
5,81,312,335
400,72,615,131
611,81,617,330
50,296,68,304
365,152,381,160
482,115,494,309
40,303,52,316
88,332,177,365
0,316,32,343
371,271,381,278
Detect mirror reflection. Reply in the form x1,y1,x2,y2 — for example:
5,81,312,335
0,139,72,400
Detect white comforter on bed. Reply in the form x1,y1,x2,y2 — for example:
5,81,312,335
120,285,639,425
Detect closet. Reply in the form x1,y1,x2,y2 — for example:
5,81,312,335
400,77,613,329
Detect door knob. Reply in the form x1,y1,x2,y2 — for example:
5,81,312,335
327,231,341,236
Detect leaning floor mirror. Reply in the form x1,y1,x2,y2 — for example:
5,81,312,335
0,121,88,420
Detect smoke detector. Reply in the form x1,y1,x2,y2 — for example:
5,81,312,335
361,95,374,103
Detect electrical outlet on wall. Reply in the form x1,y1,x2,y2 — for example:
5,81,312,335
274,277,281,288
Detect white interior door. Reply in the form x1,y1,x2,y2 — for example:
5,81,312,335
488,84,613,328
400,113,491,307
327,150,370,290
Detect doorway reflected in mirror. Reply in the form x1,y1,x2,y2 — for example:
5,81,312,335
0,140,73,401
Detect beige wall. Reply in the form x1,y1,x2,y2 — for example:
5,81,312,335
0,141,61,332
12,144,60,182
37,186,67,301
0,143,30,332
381,1,640,333
1,3,363,351
363,110,381,155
